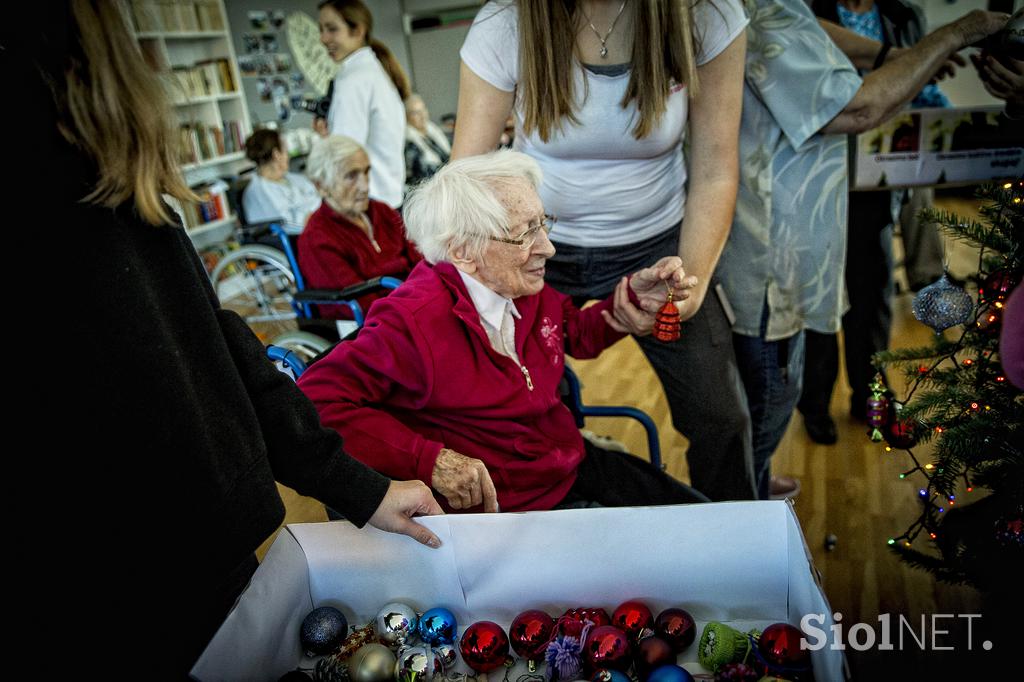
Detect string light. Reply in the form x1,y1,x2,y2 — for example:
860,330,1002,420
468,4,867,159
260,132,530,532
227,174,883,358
887,538,895,545
963,358,973,366
925,463,935,470
929,532,937,539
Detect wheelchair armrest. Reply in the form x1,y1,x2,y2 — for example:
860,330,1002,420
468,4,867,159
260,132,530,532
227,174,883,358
293,277,402,303
238,220,283,243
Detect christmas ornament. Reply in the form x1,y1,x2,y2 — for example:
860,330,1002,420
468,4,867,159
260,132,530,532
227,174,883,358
348,643,398,682
634,634,675,680
646,665,694,682
590,670,630,682
979,269,1018,305
546,619,593,682
653,608,696,653
883,399,918,449
995,511,1024,547
375,602,419,648
510,610,556,663
755,623,810,675
653,284,681,342
460,621,510,673
611,600,652,640
583,626,631,672
433,643,458,670
395,645,444,682
714,663,759,682
314,657,347,682
866,377,889,442
301,606,349,656
911,274,973,333
697,623,757,672
336,624,380,660
419,608,458,646
558,608,610,639
504,655,547,682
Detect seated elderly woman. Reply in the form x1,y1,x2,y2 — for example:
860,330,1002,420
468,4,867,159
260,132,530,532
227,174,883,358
298,150,709,513
242,129,320,230
300,135,422,319
404,93,451,189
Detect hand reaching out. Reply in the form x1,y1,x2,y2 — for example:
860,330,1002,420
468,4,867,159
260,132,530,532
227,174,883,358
431,448,500,513
601,256,699,336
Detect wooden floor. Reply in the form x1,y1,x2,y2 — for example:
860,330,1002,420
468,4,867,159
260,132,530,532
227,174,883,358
263,194,1016,678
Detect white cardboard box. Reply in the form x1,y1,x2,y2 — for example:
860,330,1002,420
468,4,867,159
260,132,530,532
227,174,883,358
193,502,846,681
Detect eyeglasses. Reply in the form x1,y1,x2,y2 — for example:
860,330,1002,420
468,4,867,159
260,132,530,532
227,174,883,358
489,215,556,250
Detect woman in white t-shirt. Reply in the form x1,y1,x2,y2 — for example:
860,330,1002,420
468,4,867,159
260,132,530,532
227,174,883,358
318,0,408,209
453,0,755,503
242,129,320,231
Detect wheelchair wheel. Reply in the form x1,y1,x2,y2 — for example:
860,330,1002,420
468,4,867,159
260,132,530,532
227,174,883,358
210,245,297,340
268,331,332,364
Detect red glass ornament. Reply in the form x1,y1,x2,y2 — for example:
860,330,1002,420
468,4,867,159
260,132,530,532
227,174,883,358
583,625,631,672
611,600,653,640
634,634,674,680
459,621,510,673
509,610,555,662
756,623,810,671
653,292,681,342
883,400,918,449
979,269,1018,304
653,608,696,653
559,607,611,639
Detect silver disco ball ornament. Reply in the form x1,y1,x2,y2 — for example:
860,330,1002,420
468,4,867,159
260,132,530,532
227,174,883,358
375,602,419,648
911,274,973,333
395,645,444,682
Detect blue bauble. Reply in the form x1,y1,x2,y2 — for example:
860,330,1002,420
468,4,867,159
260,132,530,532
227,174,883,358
418,607,458,645
300,606,348,656
591,670,631,682
646,665,694,682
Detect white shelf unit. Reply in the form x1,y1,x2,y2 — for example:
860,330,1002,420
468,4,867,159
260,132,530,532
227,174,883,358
131,0,252,239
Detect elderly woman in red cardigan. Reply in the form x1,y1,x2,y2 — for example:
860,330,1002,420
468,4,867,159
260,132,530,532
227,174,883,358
299,150,710,512
300,135,421,319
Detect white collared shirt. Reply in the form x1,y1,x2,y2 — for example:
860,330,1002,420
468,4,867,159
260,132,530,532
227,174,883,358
457,270,521,363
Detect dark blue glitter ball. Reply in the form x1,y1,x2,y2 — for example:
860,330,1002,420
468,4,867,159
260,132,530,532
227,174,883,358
300,606,348,656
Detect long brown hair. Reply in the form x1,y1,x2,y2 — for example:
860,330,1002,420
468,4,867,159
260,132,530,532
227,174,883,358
518,0,703,142
319,0,411,100
56,0,195,225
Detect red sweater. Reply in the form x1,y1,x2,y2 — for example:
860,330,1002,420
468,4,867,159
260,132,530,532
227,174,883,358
298,261,626,512
298,200,421,319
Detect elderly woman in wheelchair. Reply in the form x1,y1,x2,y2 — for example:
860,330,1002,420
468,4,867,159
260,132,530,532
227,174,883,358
300,135,422,319
242,128,321,230
298,150,709,513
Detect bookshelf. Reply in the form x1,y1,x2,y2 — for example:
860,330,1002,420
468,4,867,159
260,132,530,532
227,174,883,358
130,0,252,244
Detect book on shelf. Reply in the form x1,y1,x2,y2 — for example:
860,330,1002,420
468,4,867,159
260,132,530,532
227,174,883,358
132,1,226,35
175,180,230,229
169,59,237,101
195,0,226,31
179,121,247,165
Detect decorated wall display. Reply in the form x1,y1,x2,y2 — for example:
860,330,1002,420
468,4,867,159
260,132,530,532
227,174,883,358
851,106,1024,190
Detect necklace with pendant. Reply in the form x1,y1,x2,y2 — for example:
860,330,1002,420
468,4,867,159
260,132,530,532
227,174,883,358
582,1,627,59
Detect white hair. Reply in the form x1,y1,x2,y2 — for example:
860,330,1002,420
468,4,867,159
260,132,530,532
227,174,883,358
306,134,365,189
403,149,543,263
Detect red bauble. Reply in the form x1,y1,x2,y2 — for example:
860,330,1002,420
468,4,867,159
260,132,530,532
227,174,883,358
634,634,675,681
979,269,1018,304
459,620,510,673
509,610,556,662
756,623,810,671
883,400,918,449
559,607,611,639
653,608,696,653
583,625,632,672
611,600,653,640
653,298,681,342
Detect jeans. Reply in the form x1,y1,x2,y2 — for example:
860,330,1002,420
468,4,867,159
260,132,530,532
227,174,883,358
545,226,756,501
732,296,805,499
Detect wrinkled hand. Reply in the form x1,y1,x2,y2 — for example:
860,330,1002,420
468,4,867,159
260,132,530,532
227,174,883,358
950,10,1009,49
971,52,1024,112
313,117,329,137
933,52,967,81
602,257,700,335
431,448,499,512
367,479,445,548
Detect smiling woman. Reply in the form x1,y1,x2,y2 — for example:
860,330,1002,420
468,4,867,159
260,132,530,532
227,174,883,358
317,0,409,208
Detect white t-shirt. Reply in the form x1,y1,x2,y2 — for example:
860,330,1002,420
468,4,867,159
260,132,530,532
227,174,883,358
242,172,321,230
460,0,748,247
328,46,406,208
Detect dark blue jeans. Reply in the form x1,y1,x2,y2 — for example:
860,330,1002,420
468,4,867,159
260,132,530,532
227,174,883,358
732,296,805,499
545,227,756,501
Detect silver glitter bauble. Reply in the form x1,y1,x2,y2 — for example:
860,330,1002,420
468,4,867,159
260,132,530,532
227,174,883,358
395,645,444,682
911,274,973,332
375,603,420,647
349,643,398,682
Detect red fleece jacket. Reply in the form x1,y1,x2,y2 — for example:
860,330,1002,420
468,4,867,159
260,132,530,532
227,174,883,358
298,260,626,512
298,199,421,318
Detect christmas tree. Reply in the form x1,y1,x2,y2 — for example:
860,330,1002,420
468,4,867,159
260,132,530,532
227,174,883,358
869,179,1023,589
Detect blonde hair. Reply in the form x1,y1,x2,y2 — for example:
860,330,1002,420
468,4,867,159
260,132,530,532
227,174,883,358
404,150,542,264
319,0,411,100
517,0,703,142
58,0,195,225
